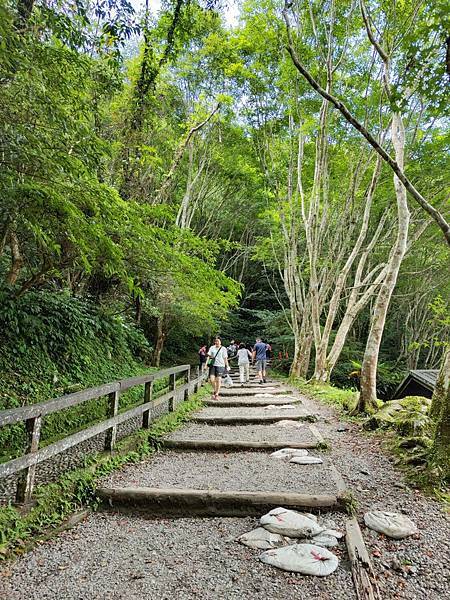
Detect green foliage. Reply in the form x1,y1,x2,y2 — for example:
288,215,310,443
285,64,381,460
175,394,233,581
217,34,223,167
0,290,152,459
288,377,358,414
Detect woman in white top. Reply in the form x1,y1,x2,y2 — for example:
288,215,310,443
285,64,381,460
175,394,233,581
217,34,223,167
207,337,230,400
237,343,252,386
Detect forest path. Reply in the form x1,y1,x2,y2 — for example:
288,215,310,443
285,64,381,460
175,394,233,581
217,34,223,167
1,370,448,600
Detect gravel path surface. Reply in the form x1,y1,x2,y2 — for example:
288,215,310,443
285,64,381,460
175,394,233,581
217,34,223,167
0,512,356,600
101,450,336,495
3,376,449,600
165,423,316,444
293,388,450,600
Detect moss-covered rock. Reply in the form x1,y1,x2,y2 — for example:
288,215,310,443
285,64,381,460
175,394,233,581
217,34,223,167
397,436,432,450
364,395,431,435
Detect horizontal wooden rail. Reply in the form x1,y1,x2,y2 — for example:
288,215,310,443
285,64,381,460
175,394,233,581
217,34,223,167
0,383,120,427
0,365,190,427
0,363,205,504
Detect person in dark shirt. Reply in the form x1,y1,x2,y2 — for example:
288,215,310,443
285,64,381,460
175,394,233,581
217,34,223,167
198,345,207,373
252,337,268,383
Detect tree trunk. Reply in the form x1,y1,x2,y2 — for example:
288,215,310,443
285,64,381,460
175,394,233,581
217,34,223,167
356,113,410,413
135,296,142,325
7,232,24,285
312,158,382,383
152,316,166,367
290,321,313,378
313,345,329,382
430,347,450,480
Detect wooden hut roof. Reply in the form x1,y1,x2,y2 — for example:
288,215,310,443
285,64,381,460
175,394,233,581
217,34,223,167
394,369,439,399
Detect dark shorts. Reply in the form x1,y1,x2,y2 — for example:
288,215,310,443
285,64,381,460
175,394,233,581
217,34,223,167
256,359,267,371
209,366,225,378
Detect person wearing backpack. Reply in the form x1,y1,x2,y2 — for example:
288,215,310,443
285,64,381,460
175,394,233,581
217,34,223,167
227,339,237,359
207,337,230,400
198,345,207,372
237,343,252,386
252,337,269,384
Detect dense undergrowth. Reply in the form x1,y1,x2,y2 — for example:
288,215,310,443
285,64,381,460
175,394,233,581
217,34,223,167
0,290,155,461
0,387,209,559
284,376,448,504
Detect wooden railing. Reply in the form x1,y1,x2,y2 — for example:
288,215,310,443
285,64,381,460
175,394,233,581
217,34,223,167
0,364,206,504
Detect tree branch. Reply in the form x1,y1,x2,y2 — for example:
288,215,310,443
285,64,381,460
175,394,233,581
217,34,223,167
155,103,221,203
282,2,450,246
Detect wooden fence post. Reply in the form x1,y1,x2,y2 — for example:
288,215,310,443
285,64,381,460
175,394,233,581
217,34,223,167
104,390,120,451
194,366,200,393
184,366,190,401
15,415,42,504
169,372,176,412
142,381,153,429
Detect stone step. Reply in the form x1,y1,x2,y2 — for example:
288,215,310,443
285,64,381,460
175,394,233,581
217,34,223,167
192,414,317,425
162,439,319,451
204,398,301,407
164,424,318,447
218,389,289,396
96,486,344,516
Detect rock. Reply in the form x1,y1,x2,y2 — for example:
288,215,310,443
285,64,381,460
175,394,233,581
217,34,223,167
364,396,431,435
270,448,309,460
398,437,431,449
336,424,349,432
391,558,403,572
364,511,418,539
289,456,323,465
393,482,407,489
272,420,305,429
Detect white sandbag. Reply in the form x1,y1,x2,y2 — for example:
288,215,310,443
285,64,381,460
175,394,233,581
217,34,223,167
364,511,418,539
264,404,278,410
320,528,344,539
238,527,287,550
270,448,309,460
259,543,339,576
290,455,323,465
311,533,339,548
272,420,304,428
264,404,295,410
260,507,323,538
304,513,318,522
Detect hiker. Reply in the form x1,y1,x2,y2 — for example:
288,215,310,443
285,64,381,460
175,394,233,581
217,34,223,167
198,344,207,373
252,337,268,384
227,339,237,359
207,337,230,400
237,343,252,386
